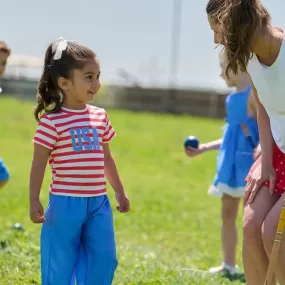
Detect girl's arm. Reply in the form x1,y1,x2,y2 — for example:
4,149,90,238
103,143,130,213
247,91,261,159
185,138,222,157
103,143,125,194
248,90,257,119
202,138,223,150
29,144,50,223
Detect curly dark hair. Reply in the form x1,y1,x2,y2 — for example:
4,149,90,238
34,39,95,122
206,0,271,76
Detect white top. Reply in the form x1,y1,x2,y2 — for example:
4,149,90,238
247,33,285,152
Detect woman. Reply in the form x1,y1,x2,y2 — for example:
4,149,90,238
206,0,285,284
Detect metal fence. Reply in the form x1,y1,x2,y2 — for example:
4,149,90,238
0,77,227,118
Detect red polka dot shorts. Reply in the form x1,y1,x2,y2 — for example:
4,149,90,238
246,145,285,196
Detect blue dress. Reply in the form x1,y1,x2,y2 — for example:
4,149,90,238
208,86,259,198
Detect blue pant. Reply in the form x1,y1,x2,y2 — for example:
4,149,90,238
41,194,118,285
0,159,9,182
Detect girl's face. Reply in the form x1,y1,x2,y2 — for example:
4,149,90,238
220,55,248,88
60,56,101,107
208,15,223,45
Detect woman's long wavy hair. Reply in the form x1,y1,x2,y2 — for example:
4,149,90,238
206,0,271,76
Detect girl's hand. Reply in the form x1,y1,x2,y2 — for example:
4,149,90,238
244,158,276,204
185,144,208,157
115,192,130,213
29,199,45,223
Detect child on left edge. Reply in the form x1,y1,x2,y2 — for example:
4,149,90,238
29,37,130,285
0,41,11,190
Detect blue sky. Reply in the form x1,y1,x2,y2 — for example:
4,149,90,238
2,0,285,90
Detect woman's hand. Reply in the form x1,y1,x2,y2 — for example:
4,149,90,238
245,157,276,204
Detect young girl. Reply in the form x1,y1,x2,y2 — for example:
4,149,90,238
185,52,259,276
29,37,130,285
206,0,285,284
0,41,11,190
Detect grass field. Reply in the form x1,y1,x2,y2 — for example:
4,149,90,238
0,96,245,285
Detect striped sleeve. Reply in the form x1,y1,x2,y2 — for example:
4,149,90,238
33,115,58,149
102,112,116,143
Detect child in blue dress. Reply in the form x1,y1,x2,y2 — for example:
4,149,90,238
0,41,11,190
185,52,259,276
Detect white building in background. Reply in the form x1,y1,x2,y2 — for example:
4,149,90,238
5,55,43,79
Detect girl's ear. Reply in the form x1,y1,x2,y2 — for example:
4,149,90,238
58,77,70,91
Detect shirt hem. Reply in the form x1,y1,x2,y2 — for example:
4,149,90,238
49,190,107,197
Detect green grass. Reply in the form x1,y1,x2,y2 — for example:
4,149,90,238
0,96,245,284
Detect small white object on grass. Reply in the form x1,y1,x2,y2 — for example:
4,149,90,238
0,87,2,93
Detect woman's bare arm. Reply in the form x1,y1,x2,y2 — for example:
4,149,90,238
248,75,274,163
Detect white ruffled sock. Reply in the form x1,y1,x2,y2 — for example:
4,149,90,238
222,262,239,275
